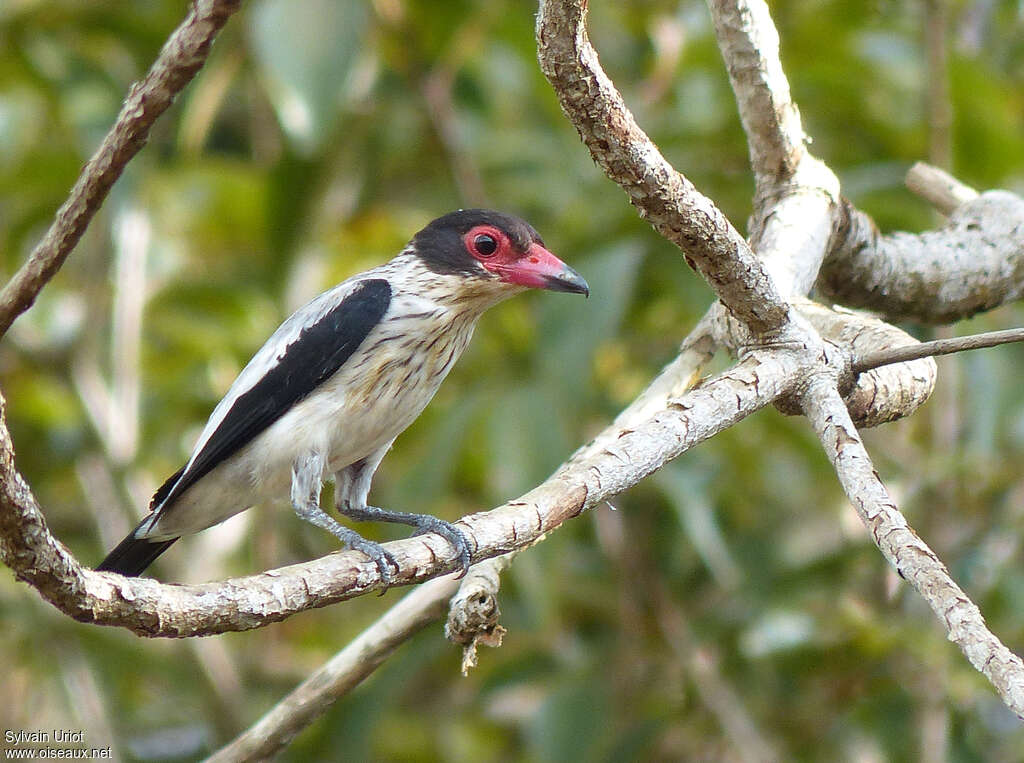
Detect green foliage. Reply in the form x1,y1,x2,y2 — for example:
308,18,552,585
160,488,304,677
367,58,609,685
2,0,1024,760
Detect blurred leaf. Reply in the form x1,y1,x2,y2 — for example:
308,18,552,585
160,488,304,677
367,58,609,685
656,462,743,590
248,0,368,154
527,676,612,763
538,240,644,388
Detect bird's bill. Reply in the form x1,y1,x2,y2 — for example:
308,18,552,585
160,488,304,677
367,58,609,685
487,243,590,296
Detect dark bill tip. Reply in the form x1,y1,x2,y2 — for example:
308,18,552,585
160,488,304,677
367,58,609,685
542,266,590,297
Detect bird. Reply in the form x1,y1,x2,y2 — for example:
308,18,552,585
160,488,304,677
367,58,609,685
96,209,589,581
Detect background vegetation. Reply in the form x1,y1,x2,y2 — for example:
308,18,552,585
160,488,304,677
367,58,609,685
2,0,1024,759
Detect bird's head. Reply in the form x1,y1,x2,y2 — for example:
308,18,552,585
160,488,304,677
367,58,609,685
410,209,589,301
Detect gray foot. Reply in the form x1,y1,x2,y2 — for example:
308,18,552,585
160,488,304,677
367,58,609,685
339,504,472,576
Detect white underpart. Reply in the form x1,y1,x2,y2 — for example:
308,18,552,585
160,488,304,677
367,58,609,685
140,251,517,539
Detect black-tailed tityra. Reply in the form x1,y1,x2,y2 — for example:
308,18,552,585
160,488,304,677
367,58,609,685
96,209,589,580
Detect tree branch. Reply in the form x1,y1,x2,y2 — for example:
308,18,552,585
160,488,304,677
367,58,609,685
800,376,1024,718
445,554,517,674
819,181,1024,324
207,556,516,759
0,0,242,338
536,0,791,336
205,553,519,757
853,327,1024,374
5,0,1022,746
708,0,805,184
905,161,978,215
707,0,840,299
0,348,807,637
791,300,936,428
701,0,940,429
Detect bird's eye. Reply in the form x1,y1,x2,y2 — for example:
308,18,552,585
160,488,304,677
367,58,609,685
473,233,498,257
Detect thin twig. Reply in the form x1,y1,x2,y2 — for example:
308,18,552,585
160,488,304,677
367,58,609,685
905,162,979,216
0,0,242,338
651,581,782,763
853,328,1024,374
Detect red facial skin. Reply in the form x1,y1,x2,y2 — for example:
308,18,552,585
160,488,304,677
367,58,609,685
462,225,589,296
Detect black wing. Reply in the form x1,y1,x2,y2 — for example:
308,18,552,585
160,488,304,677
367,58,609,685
154,278,392,510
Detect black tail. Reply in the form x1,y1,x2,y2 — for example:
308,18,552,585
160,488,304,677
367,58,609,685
96,522,179,577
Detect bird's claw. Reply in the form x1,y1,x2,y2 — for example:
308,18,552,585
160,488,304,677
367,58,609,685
344,535,399,590
411,517,473,578
336,505,473,579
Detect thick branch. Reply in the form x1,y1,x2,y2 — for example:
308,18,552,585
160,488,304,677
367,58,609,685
708,0,805,184
801,377,1024,718
0,349,808,637
704,0,937,427
538,0,934,430
819,188,1024,324
210,557,515,758
536,0,791,336
0,0,242,338
793,300,936,428
707,0,840,299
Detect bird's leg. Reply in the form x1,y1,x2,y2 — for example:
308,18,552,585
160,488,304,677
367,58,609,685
290,451,397,584
335,448,473,576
